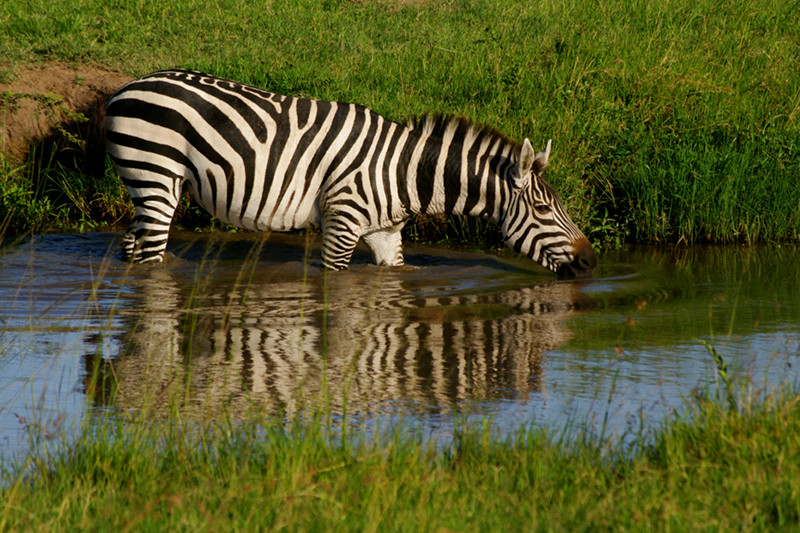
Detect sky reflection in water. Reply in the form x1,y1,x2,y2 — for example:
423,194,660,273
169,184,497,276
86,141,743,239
1,233,798,458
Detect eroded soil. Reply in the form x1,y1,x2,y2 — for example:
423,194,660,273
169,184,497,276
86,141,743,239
0,62,131,164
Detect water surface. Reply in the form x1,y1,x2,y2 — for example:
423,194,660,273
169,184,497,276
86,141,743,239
1,232,798,457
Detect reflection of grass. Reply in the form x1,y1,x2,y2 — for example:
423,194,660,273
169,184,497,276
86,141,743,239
2,382,799,530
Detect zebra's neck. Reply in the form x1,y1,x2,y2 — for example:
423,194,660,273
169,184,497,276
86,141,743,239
401,115,518,224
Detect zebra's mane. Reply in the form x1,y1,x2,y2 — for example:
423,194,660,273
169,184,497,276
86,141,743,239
406,113,521,153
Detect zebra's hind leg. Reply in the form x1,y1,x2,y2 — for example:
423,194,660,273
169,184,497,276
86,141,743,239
362,223,406,267
121,202,178,264
120,230,137,260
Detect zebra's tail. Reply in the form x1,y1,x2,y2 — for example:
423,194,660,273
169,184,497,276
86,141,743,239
85,96,108,180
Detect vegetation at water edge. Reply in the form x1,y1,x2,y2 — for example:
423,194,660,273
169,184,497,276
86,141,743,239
1,382,799,531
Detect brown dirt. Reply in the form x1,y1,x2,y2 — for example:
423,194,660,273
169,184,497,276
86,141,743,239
0,62,132,165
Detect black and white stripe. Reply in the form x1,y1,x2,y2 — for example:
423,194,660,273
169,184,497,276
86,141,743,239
111,268,584,417
104,69,596,275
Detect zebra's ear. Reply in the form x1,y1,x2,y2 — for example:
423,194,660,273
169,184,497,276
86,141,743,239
515,138,536,189
532,139,552,176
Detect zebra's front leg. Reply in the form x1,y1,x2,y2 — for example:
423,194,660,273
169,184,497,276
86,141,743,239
362,223,406,266
321,213,363,271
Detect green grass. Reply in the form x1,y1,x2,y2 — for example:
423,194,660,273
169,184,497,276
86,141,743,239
2,3,800,526
0,92,132,240
1,0,799,248
2,382,799,531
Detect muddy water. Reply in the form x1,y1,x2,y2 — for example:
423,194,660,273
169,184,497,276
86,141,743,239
1,233,799,457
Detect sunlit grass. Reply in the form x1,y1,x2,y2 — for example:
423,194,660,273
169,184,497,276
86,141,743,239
1,0,799,247
2,376,799,531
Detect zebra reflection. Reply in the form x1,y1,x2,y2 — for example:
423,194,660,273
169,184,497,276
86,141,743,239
106,261,589,418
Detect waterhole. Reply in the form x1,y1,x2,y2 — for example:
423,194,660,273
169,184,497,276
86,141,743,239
1,232,798,456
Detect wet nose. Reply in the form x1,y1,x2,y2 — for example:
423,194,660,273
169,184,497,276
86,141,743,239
559,237,596,278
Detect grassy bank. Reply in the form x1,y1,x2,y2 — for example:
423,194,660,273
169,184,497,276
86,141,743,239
2,385,798,531
1,0,799,248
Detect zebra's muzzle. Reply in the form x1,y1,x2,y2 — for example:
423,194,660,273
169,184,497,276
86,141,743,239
557,237,597,278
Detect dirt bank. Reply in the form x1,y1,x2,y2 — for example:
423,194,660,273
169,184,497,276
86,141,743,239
0,62,132,165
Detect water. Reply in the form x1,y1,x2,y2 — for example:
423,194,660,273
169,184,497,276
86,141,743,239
1,232,798,458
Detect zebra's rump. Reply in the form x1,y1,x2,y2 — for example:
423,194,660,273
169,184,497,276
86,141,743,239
104,69,400,233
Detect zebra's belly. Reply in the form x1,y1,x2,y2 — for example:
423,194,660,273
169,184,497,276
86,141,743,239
193,180,323,233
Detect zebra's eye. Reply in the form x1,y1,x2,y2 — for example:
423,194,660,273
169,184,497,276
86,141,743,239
534,204,552,215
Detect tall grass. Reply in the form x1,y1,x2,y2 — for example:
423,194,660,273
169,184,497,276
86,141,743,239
1,0,798,247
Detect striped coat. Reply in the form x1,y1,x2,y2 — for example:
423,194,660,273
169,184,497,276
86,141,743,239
104,69,595,275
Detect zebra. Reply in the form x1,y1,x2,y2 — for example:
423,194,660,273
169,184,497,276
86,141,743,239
103,69,596,276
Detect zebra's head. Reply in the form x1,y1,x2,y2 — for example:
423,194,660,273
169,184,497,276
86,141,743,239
501,139,596,277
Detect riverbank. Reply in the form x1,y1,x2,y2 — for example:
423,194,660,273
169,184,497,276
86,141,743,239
2,381,798,531
2,0,799,249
